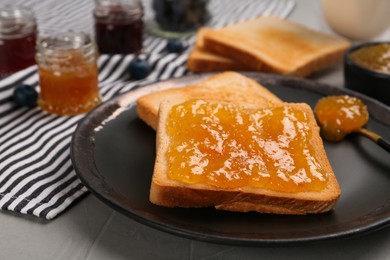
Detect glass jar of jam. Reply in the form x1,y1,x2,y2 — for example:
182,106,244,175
93,0,143,54
36,31,101,115
147,0,210,38
0,6,37,77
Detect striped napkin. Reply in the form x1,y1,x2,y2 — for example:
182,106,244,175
0,0,295,219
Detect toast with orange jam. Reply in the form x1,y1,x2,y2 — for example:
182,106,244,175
149,99,340,214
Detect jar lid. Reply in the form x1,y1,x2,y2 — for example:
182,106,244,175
38,31,92,50
36,31,97,63
95,0,142,8
94,0,143,19
0,6,36,38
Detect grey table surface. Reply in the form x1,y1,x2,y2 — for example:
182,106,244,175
2,1,390,259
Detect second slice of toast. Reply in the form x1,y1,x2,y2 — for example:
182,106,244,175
137,72,283,130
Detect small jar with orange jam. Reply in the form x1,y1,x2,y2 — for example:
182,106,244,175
36,31,101,115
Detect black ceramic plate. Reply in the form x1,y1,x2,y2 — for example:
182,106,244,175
71,72,390,245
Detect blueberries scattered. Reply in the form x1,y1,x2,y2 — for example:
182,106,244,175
13,84,38,107
166,38,184,53
128,57,151,80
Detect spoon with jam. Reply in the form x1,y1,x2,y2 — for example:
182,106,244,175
314,95,390,152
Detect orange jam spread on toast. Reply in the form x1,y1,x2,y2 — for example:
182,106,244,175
314,95,369,141
166,100,329,192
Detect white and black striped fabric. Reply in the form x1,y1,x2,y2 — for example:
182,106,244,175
0,0,295,219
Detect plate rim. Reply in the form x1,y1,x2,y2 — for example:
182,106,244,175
71,72,390,246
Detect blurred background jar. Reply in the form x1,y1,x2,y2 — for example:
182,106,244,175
93,0,143,54
321,0,390,40
147,0,210,38
36,31,101,115
0,6,37,77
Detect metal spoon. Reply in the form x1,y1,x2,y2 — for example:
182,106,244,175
314,95,390,153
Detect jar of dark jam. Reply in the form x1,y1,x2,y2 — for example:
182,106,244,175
0,6,37,77
93,0,143,54
150,0,210,36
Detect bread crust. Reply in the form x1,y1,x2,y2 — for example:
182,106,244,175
150,183,338,214
187,47,248,72
150,100,341,215
187,28,249,72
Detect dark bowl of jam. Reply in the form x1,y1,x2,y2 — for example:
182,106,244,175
344,42,390,106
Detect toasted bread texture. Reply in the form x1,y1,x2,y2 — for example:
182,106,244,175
187,28,249,72
202,16,351,77
150,100,341,214
137,72,283,130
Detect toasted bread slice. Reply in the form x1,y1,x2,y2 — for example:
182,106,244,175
137,72,283,130
202,16,351,77
150,99,340,214
187,28,249,72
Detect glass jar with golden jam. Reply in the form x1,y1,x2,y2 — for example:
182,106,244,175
93,0,143,54
36,32,101,115
0,6,37,77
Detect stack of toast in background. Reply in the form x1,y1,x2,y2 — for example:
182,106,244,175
187,16,350,77
187,28,250,72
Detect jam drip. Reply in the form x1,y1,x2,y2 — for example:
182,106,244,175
314,95,369,141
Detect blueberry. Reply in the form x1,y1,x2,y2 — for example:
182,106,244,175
13,84,38,107
128,57,151,80
166,39,184,53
